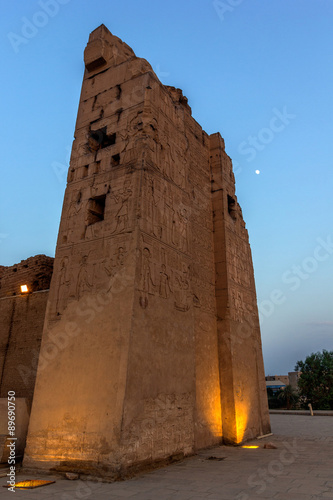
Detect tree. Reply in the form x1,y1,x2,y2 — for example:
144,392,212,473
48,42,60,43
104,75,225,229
277,385,299,410
295,350,333,410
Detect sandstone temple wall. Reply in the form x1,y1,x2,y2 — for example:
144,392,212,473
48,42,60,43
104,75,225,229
0,255,53,299
0,256,53,402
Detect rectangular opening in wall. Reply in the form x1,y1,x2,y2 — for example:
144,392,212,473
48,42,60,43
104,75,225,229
86,195,106,225
227,195,236,220
105,133,116,147
82,165,89,178
89,127,116,151
111,154,120,167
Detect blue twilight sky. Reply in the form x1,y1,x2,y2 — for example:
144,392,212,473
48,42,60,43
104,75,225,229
0,0,332,375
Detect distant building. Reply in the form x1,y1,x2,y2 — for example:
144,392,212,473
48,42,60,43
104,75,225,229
266,375,289,386
265,372,301,393
288,371,301,390
266,379,286,394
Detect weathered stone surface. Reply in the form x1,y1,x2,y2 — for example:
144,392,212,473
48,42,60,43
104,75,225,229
23,25,270,476
0,255,53,298
0,257,52,401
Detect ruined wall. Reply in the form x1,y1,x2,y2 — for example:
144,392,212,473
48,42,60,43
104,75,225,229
0,255,53,298
24,25,269,476
0,256,53,402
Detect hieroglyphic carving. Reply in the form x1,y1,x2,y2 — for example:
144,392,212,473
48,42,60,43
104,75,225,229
145,174,159,238
142,174,170,242
158,121,187,190
76,255,93,298
121,393,194,463
138,235,192,312
56,256,70,315
172,206,189,252
111,177,133,234
161,186,175,244
139,246,155,308
59,189,84,245
142,173,191,255
228,287,248,322
173,264,191,312
192,224,212,253
227,232,252,289
230,263,251,288
104,244,128,293
172,144,186,189
114,246,126,267
188,159,216,316
68,189,83,218
158,264,171,299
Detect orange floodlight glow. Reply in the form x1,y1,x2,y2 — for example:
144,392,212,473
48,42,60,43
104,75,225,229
20,285,29,293
235,407,249,443
3,480,55,489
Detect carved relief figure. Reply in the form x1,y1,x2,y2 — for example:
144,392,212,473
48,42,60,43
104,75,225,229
160,141,173,181
116,246,126,266
174,266,190,312
161,186,174,244
104,246,128,293
139,247,155,308
159,264,171,299
76,255,92,298
62,190,83,242
172,207,189,252
112,179,132,233
146,175,158,236
68,190,83,218
56,256,70,314
173,147,186,189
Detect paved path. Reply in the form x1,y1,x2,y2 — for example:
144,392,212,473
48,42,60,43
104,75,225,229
0,414,332,499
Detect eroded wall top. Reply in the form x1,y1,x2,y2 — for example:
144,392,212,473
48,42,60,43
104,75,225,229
0,255,54,298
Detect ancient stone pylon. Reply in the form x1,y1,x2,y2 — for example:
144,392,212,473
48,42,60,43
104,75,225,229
24,25,270,476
